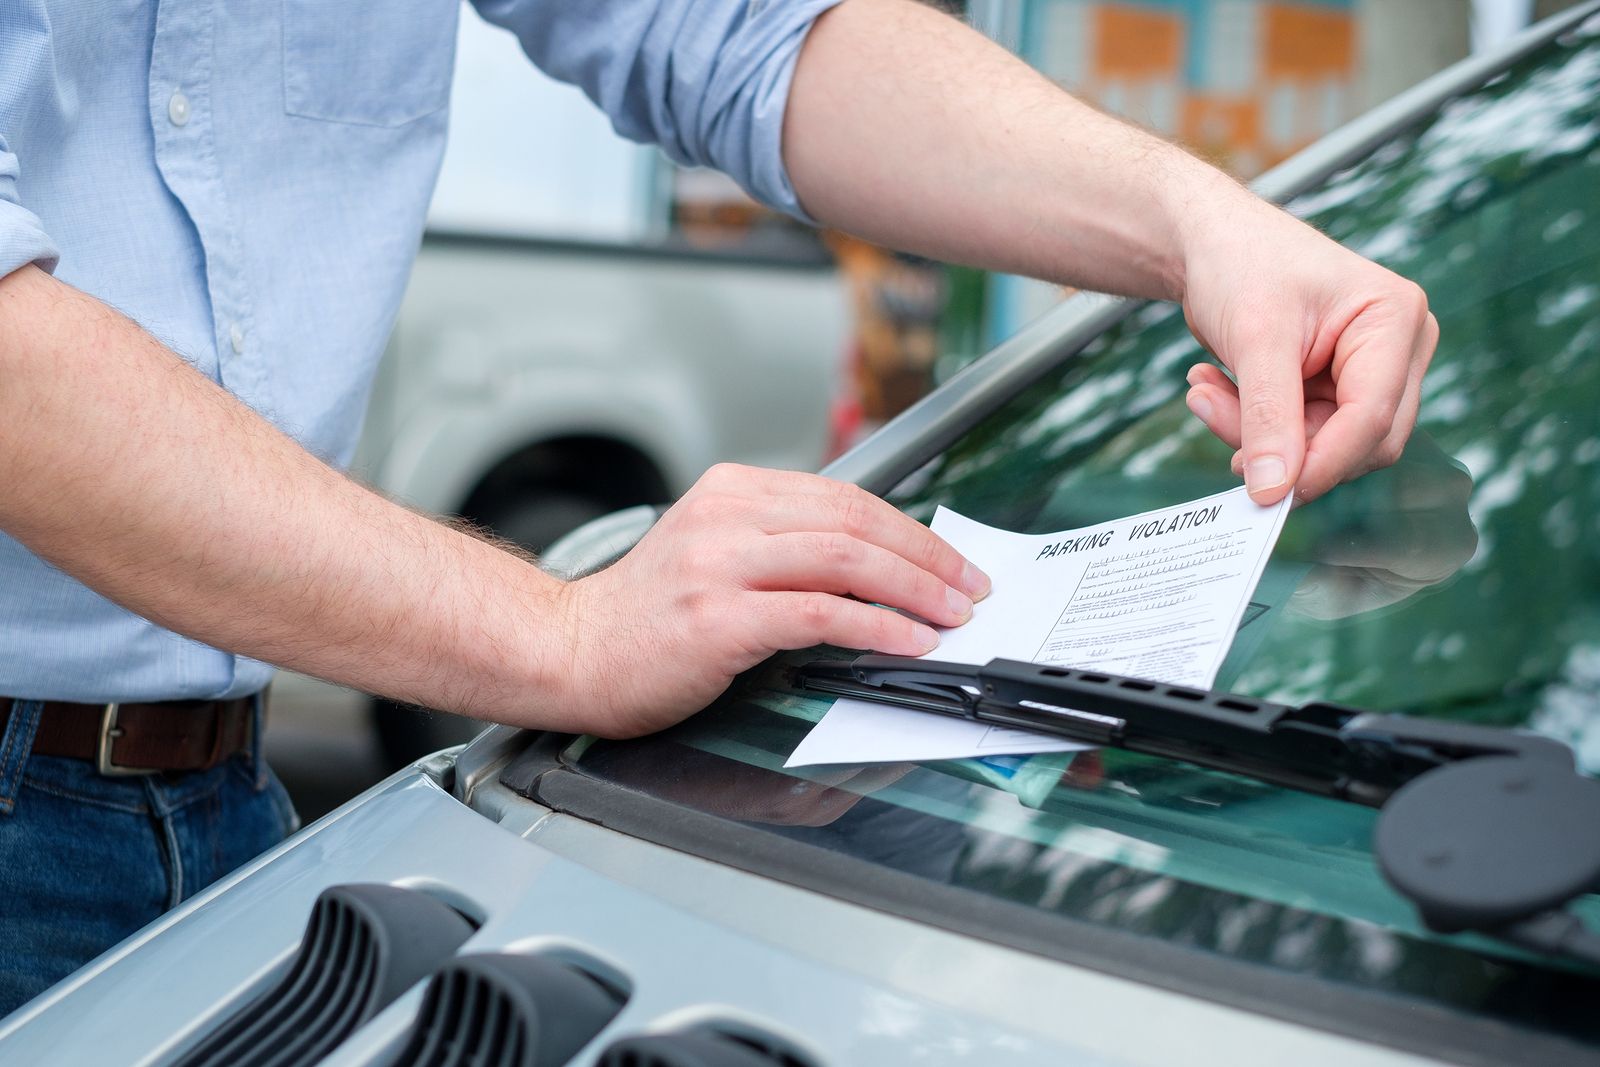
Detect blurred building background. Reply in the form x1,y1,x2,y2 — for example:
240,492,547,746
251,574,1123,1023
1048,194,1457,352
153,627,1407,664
270,0,1585,820
966,0,1370,352
964,0,1585,351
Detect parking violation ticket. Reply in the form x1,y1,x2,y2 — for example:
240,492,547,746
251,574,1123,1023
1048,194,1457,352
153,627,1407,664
785,486,1293,767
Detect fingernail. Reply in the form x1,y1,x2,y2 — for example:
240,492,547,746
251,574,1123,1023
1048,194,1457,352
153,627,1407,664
1186,392,1213,423
1246,455,1287,495
946,585,973,620
961,561,992,600
914,624,940,652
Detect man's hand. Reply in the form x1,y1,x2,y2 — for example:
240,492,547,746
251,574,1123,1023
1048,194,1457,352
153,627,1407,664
786,0,1438,506
1178,196,1439,505
551,463,990,738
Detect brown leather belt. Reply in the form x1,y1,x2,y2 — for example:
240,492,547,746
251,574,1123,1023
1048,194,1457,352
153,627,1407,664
0,696,257,776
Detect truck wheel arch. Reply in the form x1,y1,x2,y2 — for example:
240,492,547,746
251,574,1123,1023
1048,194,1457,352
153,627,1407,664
458,435,671,540
373,390,710,521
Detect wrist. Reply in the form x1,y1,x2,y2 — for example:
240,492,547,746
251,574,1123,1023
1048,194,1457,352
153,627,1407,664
1158,159,1262,303
538,573,586,726
446,547,582,729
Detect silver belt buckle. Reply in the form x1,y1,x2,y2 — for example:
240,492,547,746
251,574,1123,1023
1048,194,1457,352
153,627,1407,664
97,703,157,776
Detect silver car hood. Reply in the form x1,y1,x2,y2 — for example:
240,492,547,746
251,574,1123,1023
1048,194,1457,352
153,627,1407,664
0,726,1444,1067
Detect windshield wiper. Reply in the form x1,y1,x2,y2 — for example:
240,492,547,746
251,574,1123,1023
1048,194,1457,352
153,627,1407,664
796,655,1600,969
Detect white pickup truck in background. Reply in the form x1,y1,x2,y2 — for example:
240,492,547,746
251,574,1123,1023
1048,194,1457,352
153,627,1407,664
358,229,848,550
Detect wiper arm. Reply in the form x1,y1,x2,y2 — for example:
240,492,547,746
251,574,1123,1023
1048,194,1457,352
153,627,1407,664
796,655,1600,970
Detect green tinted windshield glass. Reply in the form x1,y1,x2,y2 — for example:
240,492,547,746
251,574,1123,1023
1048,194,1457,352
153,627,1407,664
575,16,1600,1045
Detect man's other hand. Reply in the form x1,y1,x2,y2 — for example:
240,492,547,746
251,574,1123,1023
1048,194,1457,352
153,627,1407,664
550,464,990,738
1179,194,1439,506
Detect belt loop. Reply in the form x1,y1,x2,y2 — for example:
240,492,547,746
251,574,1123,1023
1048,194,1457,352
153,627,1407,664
251,688,268,790
0,699,45,815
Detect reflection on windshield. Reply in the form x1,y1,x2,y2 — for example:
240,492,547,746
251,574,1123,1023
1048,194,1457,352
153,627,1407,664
580,14,1600,1050
1272,432,1477,620
892,16,1600,747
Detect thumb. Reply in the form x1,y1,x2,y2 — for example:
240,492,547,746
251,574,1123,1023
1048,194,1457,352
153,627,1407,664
1233,337,1306,505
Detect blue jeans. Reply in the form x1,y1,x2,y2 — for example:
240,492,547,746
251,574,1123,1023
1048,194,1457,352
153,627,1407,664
0,698,297,1018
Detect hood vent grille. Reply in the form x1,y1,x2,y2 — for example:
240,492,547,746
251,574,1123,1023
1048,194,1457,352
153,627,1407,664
173,883,475,1067
596,1029,816,1067
392,953,626,1067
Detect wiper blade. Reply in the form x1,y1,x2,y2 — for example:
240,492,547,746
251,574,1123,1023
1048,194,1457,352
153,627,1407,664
798,656,1564,805
796,655,1600,970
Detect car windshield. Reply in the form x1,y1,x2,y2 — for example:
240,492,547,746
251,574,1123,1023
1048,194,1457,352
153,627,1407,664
568,13,1600,1046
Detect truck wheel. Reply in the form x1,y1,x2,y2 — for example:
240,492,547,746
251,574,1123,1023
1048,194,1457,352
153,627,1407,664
372,490,614,769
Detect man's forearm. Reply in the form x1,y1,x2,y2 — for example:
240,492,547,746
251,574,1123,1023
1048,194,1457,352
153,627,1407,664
787,0,1435,508
0,266,990,738
784,0,1247,302
0,266,570,723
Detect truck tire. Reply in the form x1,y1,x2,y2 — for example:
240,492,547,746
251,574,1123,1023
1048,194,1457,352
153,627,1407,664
372,489,614,769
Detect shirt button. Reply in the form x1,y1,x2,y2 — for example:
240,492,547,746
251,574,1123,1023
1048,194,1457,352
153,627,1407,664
229,323,245,354
168,90,191,127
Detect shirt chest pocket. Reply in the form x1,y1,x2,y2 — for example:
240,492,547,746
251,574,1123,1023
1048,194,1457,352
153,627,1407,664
281,0,459,127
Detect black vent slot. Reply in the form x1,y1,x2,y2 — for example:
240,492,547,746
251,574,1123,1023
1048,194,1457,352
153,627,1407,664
174,883,475,1067
597,1029,817,1067
392,953,626,1067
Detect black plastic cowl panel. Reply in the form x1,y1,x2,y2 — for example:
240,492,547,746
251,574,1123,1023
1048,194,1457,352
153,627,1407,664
391,952,626,1067
171,883,475,1067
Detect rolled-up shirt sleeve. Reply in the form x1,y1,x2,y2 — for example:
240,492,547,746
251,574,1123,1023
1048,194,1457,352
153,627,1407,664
471,0,843,220
1,137,59,278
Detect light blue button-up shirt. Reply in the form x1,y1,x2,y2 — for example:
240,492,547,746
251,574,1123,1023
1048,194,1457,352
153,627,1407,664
0,0,837,702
